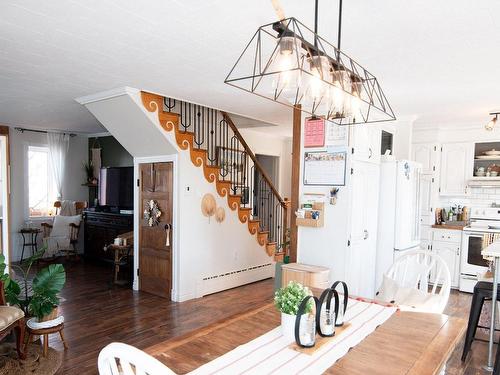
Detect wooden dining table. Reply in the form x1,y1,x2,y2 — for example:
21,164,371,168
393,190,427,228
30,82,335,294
146,301,466,375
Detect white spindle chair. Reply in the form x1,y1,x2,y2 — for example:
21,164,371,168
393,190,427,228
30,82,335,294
383,249,451,314
98,342,176,375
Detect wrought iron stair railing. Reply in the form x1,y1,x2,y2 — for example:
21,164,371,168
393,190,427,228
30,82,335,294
162,96,289,256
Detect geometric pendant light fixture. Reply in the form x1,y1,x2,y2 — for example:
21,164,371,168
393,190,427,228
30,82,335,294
224,0,396,125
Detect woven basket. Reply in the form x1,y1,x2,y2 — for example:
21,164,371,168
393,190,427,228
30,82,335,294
40,307,58,322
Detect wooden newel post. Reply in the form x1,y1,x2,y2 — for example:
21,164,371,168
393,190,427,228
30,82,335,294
290,105,302,263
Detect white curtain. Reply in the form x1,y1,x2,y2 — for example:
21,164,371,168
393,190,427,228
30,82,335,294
47,132,70,200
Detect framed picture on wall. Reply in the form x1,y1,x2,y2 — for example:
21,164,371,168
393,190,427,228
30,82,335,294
303,151,347,186
304,117,325,148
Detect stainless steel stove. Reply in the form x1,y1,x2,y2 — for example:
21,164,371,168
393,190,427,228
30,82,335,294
460,207,500,292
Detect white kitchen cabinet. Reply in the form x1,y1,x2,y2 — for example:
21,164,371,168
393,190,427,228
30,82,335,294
346,160,380,298
351,124,381,164
431,229,461,288
439,142,474,196
412,143,440,175
420,174,434,218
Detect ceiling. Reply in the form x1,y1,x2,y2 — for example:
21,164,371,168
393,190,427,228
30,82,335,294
0,0,499,135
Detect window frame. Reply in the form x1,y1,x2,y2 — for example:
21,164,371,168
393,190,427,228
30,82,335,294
24,143,57,220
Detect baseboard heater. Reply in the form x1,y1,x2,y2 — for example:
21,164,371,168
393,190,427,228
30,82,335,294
201,263,274,296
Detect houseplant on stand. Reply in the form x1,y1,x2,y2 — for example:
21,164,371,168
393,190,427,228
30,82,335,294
274,281,312,341
0,248,66,321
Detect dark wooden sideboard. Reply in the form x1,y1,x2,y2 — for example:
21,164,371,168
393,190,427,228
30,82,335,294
83,211,133,261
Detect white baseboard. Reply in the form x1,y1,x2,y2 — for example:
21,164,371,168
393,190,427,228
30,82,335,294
200,263,274,297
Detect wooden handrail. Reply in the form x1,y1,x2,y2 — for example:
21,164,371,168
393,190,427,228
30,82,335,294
221,112,286,208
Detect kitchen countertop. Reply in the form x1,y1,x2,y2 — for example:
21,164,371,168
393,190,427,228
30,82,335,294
431,221,467,231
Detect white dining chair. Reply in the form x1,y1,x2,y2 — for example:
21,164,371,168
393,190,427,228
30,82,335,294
377,249,451,314
98,342,176,375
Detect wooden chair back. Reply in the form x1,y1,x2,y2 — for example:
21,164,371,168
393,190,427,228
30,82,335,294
54,201,87,215
98,342,176,375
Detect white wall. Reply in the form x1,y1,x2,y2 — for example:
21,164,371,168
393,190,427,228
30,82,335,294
81,89,274,302
239,128,292,200
9,128,88,261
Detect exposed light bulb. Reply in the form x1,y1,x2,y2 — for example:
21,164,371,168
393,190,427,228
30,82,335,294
486,117,497,131
271,36,303,95
307,56,330,101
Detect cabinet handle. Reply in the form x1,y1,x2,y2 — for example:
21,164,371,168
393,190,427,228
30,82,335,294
368,148,373,159
363,230,369,240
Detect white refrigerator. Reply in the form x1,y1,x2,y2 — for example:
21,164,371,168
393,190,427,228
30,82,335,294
375,159,422,289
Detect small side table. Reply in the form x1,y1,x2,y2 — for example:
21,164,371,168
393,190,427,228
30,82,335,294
104,244,133,286
25,316,67,357
19,228,41,262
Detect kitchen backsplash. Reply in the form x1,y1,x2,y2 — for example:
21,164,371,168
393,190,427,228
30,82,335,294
441,186,500,208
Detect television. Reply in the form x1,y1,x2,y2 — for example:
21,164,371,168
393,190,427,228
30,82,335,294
98,167,133,209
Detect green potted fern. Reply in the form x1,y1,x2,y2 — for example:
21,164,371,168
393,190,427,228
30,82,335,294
274,281,312,341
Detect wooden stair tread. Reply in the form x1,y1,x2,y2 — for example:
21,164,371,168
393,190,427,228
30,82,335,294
258,231,269,234
267,242,277,245
239,207,251,211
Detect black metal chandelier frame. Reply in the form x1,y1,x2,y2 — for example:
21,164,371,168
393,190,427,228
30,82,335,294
224,1,396,126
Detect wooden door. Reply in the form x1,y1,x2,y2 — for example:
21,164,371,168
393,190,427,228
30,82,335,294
347,161,380,298
439,142,473,196
139,162,173,299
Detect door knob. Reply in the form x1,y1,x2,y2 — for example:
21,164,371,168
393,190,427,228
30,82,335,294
363,230,369,240
164,224,172,247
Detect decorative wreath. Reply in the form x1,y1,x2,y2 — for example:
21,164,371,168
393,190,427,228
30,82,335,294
143,199,162,226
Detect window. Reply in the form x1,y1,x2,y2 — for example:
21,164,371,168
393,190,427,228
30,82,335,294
381,130,394,155
27,145,57,217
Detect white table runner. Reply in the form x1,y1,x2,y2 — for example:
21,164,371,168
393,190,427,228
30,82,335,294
189,298,397,375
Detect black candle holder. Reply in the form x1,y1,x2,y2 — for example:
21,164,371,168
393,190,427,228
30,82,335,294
316,288,339,337
331,281,349,326
294,295,319,348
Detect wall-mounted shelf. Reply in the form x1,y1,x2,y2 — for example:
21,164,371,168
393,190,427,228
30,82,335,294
81,182,98,187
296,202,324,228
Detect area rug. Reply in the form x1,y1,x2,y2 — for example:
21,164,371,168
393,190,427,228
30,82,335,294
0,342,62,375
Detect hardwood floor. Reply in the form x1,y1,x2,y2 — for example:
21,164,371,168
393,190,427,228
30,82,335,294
51,261,274,374
23,260,493,374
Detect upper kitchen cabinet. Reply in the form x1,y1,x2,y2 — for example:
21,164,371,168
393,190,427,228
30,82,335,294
351,124,382,164
439,142,474,196
472,141,500,179
412,143,440,175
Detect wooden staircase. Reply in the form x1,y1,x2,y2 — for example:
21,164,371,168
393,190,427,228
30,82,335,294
141,91,289,261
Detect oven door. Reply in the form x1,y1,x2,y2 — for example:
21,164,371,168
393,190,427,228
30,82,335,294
461,231,489,276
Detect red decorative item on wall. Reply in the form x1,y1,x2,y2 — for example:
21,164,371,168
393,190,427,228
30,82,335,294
304,117,325,148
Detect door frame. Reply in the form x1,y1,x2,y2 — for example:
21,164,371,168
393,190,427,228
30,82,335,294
133,155,178,300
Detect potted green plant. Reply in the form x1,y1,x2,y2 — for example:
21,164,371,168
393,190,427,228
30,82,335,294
274,281,312,340
82,160,96,184
0,248,66,321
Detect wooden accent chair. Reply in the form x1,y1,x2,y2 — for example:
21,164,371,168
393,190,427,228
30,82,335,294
0,281,25,359
41,201,87,258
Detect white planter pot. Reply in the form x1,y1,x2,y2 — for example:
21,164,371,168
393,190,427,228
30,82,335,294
281,312,297,342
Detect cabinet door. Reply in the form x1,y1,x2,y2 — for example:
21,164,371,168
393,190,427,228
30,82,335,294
432,241,460,288
440,143,474,196
351,125,381,163
412,143,439,174
347,161,380,298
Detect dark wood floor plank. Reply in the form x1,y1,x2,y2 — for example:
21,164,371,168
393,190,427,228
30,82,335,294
17,260,489,375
